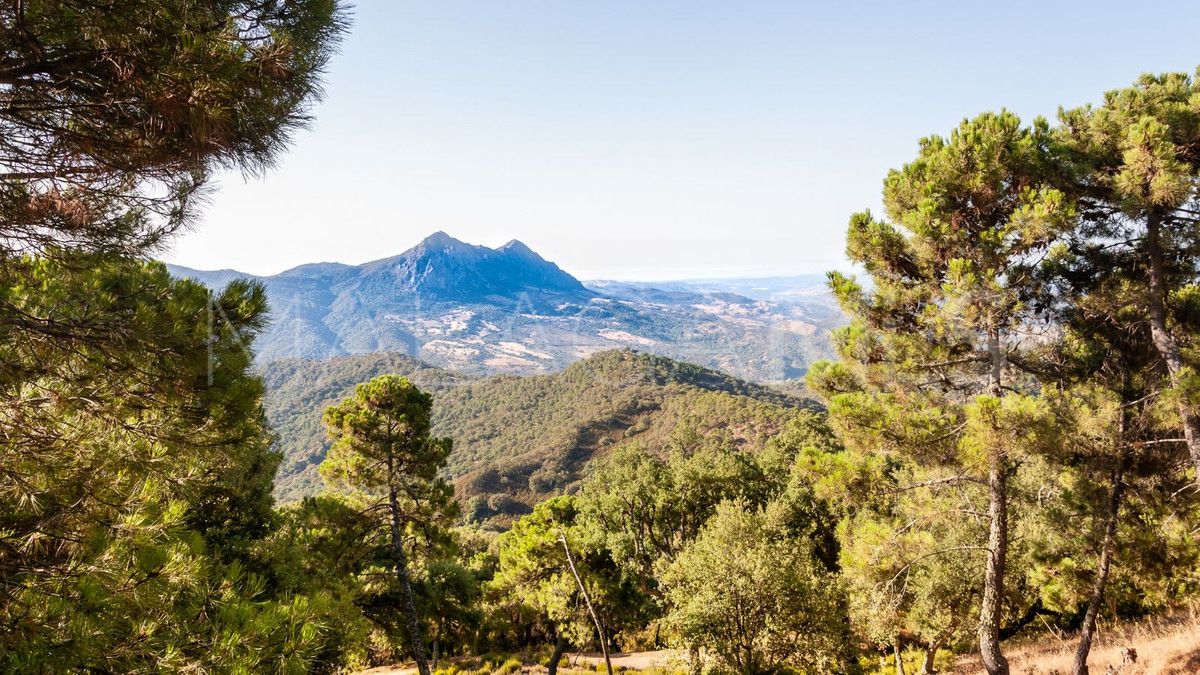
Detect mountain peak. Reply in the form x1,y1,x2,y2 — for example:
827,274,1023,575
498,239,542,260
353,232,588,303
418,230,467,249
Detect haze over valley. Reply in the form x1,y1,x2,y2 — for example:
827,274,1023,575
168,231,843,382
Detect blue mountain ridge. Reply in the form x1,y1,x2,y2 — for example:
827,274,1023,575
167,232,842,381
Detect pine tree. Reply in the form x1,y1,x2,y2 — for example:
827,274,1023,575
810,111,1074,675
0,257,320,670
1037,165,1199,675
0,1,348,668
0,0,346,258
321,375,455,675
1057,70,1200,486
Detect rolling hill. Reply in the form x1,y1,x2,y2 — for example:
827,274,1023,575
264,349,817,524
169,232,841,382
262,351,470,500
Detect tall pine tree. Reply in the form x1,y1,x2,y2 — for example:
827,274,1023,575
0,258,327,670
810,111,1074,675
0,1,346,667
1058,70,1200,486
322,376,456,675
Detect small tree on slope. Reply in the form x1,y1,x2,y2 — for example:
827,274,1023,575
322,375,454,675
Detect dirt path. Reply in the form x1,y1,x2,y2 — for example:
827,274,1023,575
356,649,687,674
361,612,1200,675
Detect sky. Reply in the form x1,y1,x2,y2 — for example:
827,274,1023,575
165,0,1200,281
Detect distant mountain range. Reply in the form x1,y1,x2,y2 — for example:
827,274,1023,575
168,232,843,382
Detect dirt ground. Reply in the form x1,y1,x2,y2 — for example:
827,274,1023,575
563,650,686,671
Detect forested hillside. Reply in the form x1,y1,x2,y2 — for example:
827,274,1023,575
264,352,469,499
265,349,814,520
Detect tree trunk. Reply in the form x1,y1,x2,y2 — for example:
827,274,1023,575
547,633,569,675
688,645,703,675
978,326,1011,675
390,471,430,675
1072,425,1129,675
978,459,1011,675
922,622,959,674
559,532,613,675
431,638,439,672
1144,211,1200,483
920,644,938,674
894,636,907,675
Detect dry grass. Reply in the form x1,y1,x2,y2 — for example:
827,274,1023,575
951,609,1200,674
562,649,686,672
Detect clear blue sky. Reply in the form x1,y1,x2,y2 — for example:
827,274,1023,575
165,0,1200,280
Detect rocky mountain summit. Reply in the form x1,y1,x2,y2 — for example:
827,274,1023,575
168,232,842,381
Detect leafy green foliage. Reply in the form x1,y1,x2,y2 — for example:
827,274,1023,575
661,501,854,674
578,442,773,592
567,409,855,668
491,497,605,650
489,495,647,672
257,494,382,671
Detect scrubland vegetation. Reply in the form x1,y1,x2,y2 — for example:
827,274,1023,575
264,349,808,512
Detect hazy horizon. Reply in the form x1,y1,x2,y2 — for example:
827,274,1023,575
166,229,839,282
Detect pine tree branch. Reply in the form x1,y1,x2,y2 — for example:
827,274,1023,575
887,474,984,494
